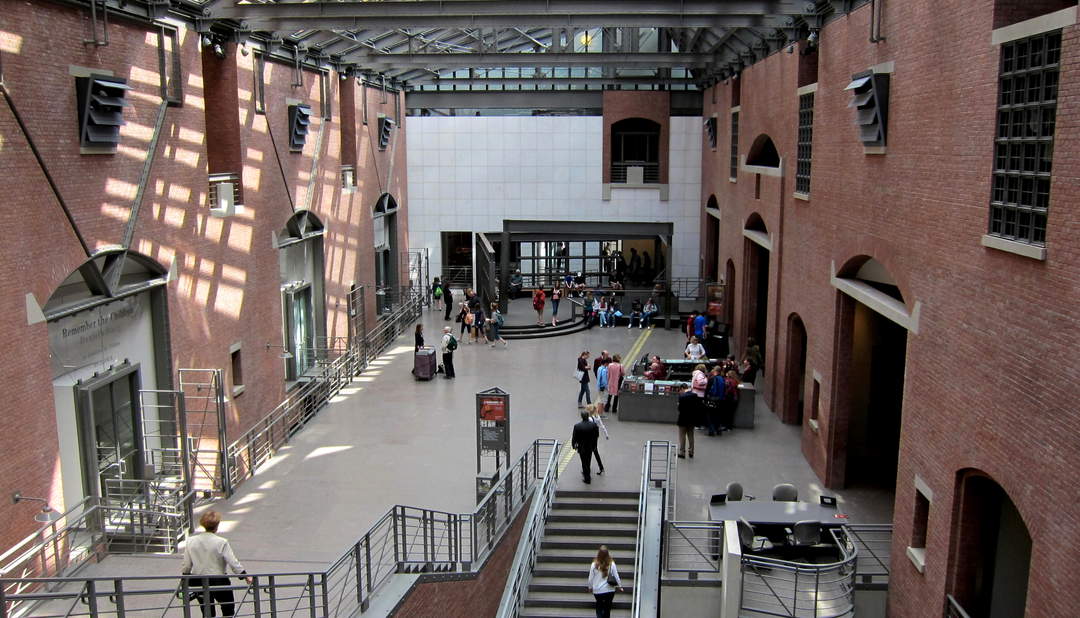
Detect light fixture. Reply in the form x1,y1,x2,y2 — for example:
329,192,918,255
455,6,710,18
266,343,293,359
240,41,250,57
787,44,795,54
12,492,61,524
808,30,819,45
212,43,225,59
201,35,212,48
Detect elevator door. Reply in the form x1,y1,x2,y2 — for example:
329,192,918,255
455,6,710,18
77,365,144,502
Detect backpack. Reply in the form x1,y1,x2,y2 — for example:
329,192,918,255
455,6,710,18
446,335,458,351
434,286,443,298
496,312,505,327
706,375,726,401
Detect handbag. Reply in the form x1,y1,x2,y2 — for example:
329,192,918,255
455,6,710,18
574,370,585,382
606,574,619,587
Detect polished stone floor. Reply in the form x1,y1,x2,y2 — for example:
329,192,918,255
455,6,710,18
85,299,894,577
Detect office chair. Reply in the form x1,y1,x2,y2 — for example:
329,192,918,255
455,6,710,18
772,483,798,502
737,517,774,553
786,520,822,547
726,482,755,501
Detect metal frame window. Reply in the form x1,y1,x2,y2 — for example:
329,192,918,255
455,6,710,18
253,53,266,115
989,30,1060,245
796,93,814,194
729,111,739,180
157,26,182,106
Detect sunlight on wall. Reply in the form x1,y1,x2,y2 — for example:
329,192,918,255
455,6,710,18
212,282,244,319
178,127,205,145
100,203,129,220
0,31,23,54
166,183,193,202
226,221,253,253
242,164,262,190
128,65,161,87
221,263,247,285
121,120,154,142
246,147,264,162
152,201,188,228
105,177,138,200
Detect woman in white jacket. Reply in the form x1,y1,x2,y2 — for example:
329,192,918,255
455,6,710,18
587,545,623,618
182,510,250,617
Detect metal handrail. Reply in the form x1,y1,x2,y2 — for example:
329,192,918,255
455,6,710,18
0,440,559,618
632,440,674,617
665,521,724,576
494,440,562,618
738,527,859,618
945,594,973,618
226,287,423,489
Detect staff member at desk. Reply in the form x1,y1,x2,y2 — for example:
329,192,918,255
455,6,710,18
684,336,706,361
643,355,667,380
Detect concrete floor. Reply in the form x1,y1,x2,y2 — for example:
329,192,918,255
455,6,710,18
85,299,894,578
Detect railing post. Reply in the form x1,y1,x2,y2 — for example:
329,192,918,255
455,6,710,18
308,573,317,618
320,573,329,616
250,575,261,617
268,574,278,615
113,579,125,617
353,541,365,606
84,580,98,615
393,506,402,569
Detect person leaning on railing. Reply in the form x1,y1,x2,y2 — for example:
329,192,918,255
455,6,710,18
182,510,250,617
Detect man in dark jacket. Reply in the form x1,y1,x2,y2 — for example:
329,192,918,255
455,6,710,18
443,286,454,321
572,411,600,484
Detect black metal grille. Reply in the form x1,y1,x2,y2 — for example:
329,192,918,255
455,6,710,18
796,93,814,194
989,31,1060,246
730,111,739,179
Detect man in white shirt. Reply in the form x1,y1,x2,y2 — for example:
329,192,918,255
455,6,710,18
182,510,248,617
440,325,457,379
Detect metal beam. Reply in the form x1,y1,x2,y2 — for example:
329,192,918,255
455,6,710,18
212,0,800,31
407,90,603,109
350,51,715,70
412,75,699,87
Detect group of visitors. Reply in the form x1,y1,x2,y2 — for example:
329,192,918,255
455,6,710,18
675,358,746,458
574,350,625,415
453,289,508,348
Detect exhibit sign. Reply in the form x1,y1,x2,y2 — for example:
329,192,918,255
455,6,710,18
476,387,510,473
705,282,726,318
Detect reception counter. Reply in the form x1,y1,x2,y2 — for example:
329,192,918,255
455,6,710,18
618,376,756,427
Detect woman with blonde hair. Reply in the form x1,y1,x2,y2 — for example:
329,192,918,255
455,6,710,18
587,545,623,618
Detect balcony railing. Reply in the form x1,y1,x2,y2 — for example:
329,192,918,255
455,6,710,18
611,161,660,184
207,172,241,216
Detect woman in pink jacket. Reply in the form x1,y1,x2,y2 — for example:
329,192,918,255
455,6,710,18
605,354,624,414
691,363,709,399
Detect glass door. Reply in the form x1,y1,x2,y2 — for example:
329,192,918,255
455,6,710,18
77,364,144,504
287,285,314,377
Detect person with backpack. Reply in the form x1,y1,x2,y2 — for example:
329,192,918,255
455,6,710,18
704,366,726,436
440,326,457,379
488,302,508,348
432,277,443,311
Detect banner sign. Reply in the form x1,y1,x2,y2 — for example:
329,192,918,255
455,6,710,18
705,282,726,318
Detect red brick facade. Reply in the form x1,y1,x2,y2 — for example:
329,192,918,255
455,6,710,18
602,90,671,184
0,1,406,552
701,1,1080,615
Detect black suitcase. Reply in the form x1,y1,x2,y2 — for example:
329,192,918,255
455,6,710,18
414,346,437,380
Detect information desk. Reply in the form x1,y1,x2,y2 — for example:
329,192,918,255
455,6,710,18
708,500,849,527
617,377,757,427
632,358,721,381
617,377,688,422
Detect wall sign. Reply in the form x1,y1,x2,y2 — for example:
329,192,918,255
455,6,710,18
476,387,510,472
47,295,145,378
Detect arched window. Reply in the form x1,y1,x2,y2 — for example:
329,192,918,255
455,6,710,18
746,134,780,167
373,194,400,314
277,210,327,380
611,118,661,183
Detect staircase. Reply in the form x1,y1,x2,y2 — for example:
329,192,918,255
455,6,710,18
501,316,589,340
521,490,639,617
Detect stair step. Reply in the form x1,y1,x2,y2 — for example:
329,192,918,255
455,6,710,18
542,540,636,552
520,609,630,618
543,526,637,537
556,490,640,499
553,501,637,511
538,550,636,564
533,567,635,581
548,513,637,524
529,581,634,594
524,592,632,610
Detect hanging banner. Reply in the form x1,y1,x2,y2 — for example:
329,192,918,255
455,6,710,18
705,282,726,318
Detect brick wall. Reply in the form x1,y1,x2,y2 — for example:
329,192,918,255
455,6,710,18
390,499,530,617
601,90,671,184
700,0,1080,615
0,1,407,552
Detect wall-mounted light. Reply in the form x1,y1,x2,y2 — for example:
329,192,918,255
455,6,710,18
266,343,293,359
212,43,225,59
808,30,819,46
240,41,250,57
201,35,212,48
12,492,61,523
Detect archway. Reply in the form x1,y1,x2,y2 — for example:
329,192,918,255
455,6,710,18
783,314,808,425
44,249,172,509
277,210,327,380
373,193,400,314
831,256,908,489
704,195,719,282
746,134,781,167
741,214,770,371
949,471,1031,617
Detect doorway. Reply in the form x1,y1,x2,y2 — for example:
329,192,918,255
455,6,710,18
950,473,1031,617
76,364,144,503
442,231,473,289
704,196,719,282
742,218,770,366
839,297,907,488
784,315,808,425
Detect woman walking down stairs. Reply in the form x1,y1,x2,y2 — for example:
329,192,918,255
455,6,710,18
519,490,639,617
